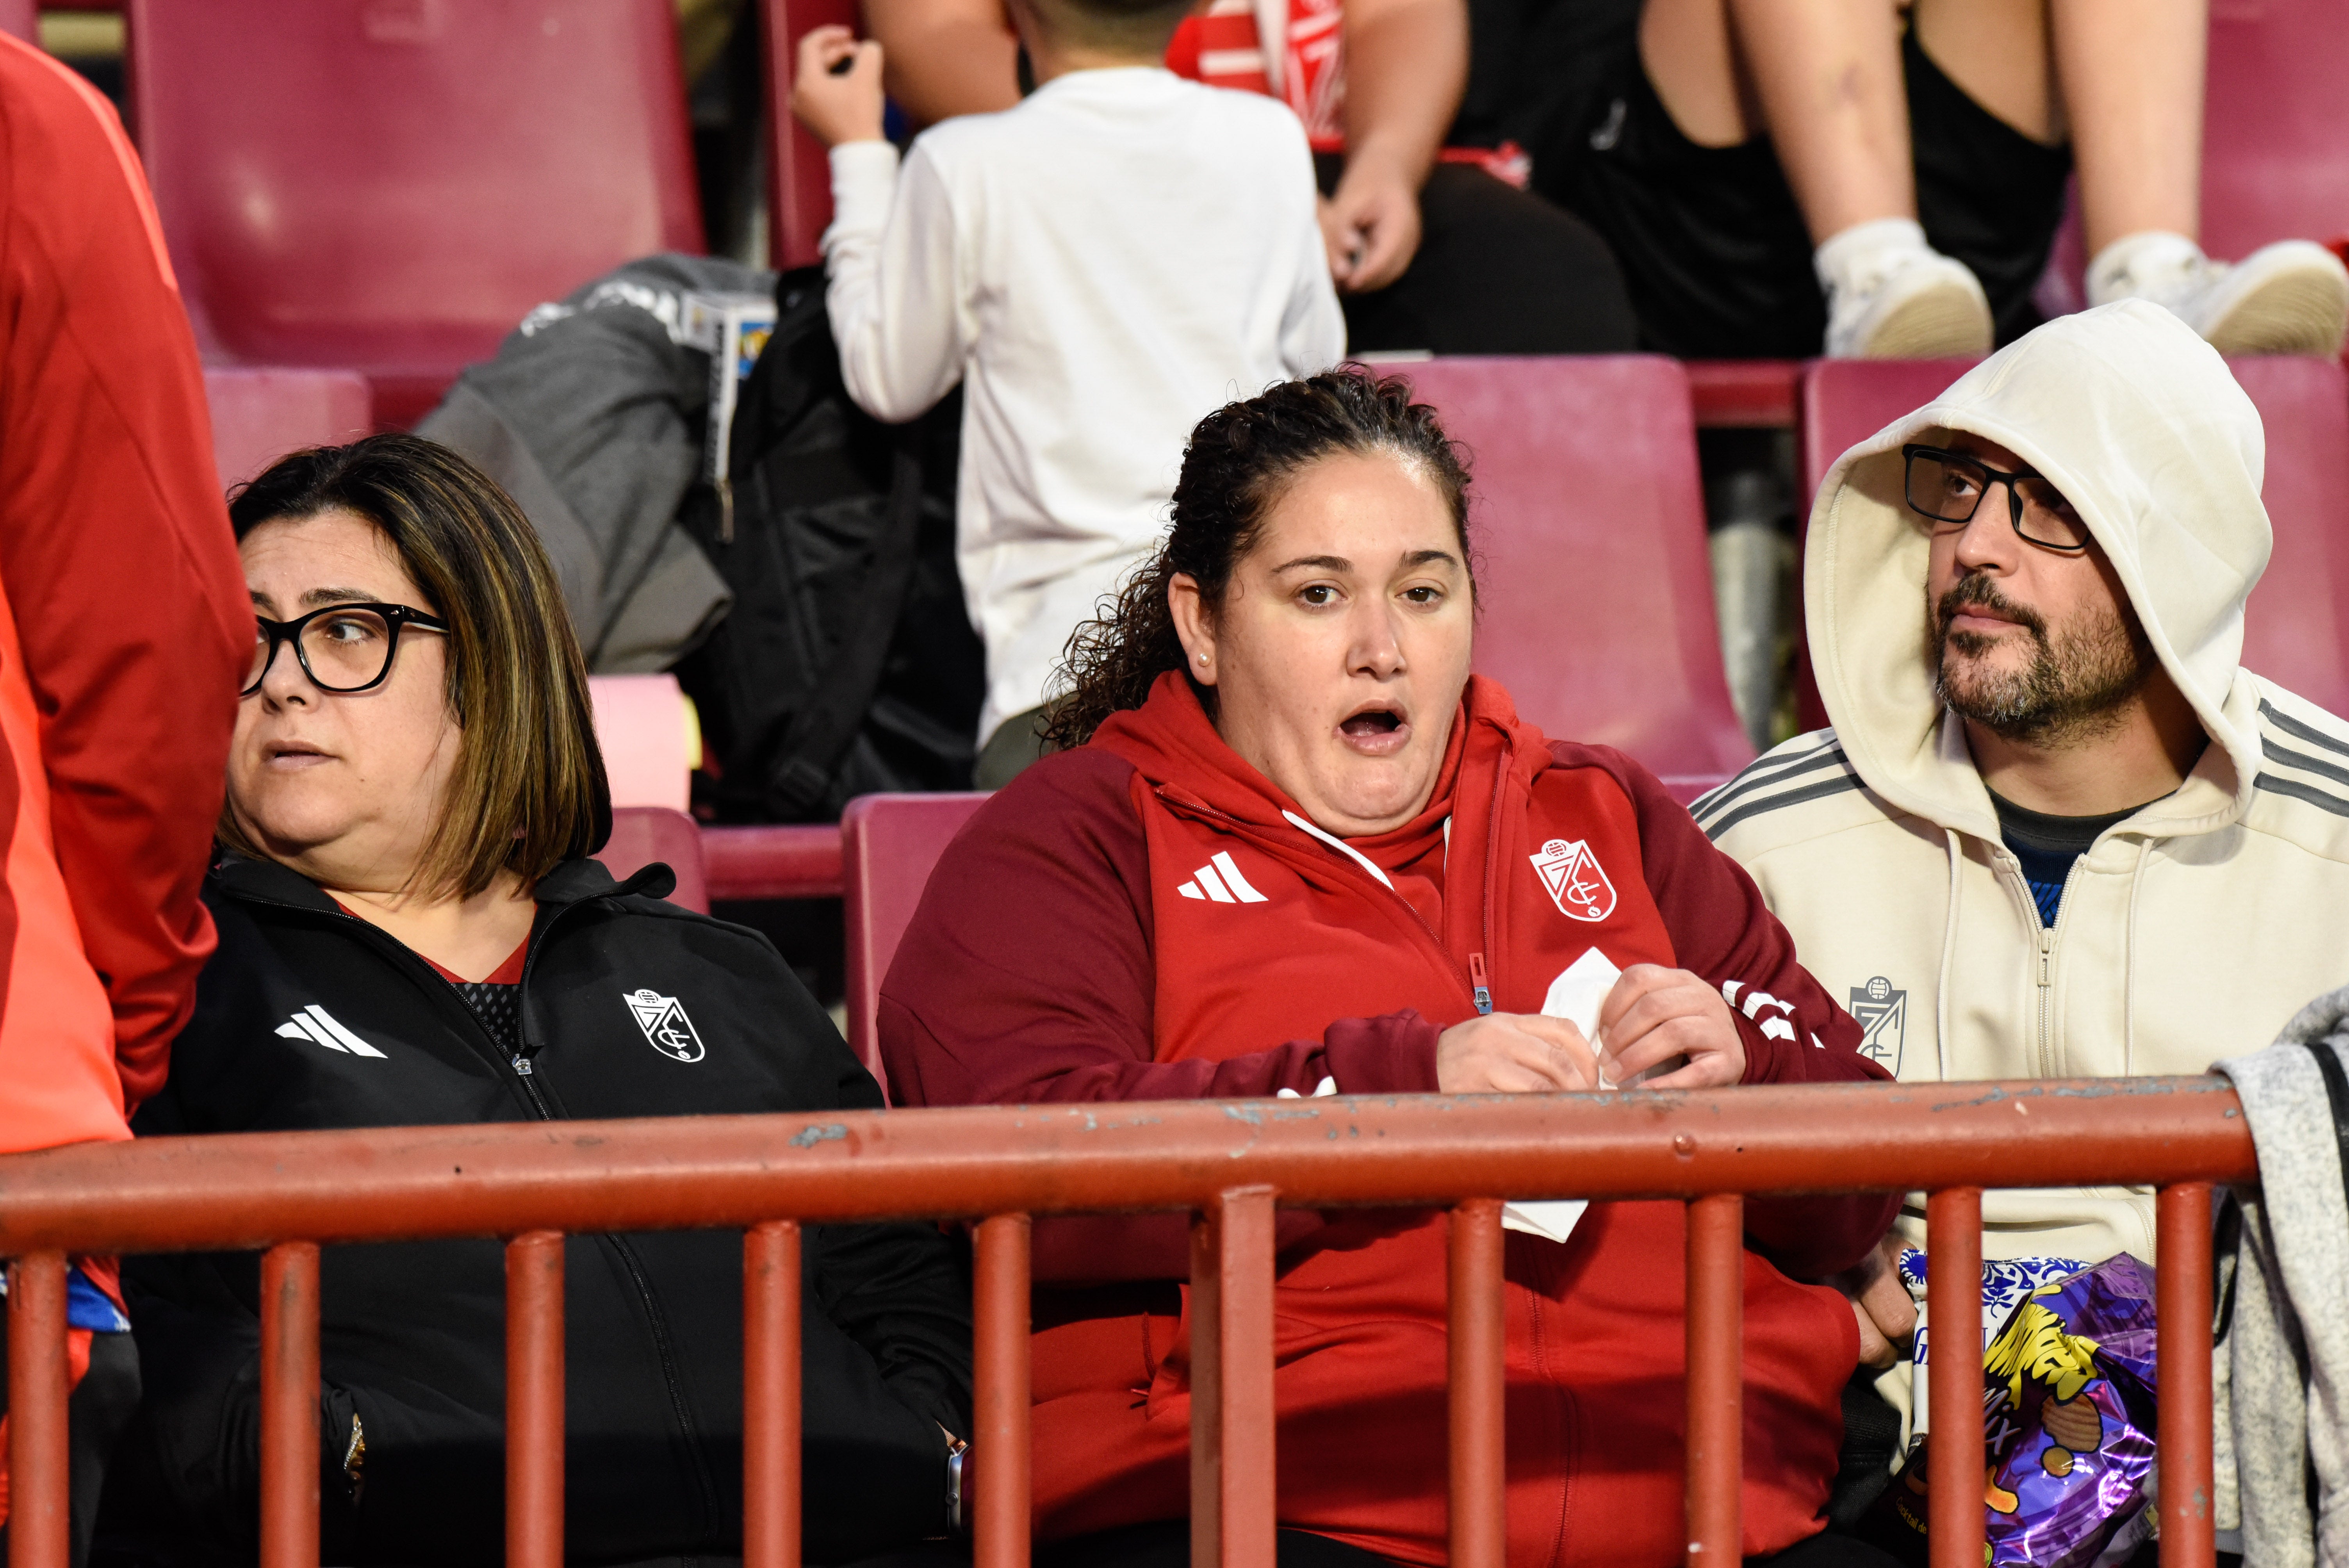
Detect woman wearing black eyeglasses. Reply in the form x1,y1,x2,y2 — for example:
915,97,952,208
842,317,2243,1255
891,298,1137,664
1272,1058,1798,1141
102,435,972,1568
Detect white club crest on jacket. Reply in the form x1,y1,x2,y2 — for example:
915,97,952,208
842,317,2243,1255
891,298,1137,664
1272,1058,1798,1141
1529,838,1617,922
625,988,706,1062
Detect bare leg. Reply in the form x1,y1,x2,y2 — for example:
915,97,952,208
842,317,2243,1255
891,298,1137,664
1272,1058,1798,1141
1915,0,2200,254
1640,0,1915,244
2048,0,2204,254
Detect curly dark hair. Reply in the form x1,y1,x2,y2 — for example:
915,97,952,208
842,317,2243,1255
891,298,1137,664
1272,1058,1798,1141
1042,369,1474,751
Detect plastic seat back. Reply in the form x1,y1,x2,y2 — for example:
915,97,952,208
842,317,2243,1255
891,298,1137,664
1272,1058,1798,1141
595,806,712,914
1797,355,2349,724
762,0,859,271
204,367,373,490
0,2,34,41
588,674,695,812
2226,355,2349,715
2202,0,2349,264
1399,356,1752,782
843,792,991,1095
128,0,704,427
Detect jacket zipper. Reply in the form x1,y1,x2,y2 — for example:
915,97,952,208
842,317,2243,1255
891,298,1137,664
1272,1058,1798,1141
226,882,722,1542
513,910,726,1541
2008,849,2090,1079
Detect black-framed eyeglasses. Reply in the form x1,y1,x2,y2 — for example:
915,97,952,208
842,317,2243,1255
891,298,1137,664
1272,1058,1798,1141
244,603,451,697
1900,443,2091,554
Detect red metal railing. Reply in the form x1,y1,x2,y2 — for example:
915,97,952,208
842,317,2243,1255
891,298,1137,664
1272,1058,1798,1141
0,1075,2251,1568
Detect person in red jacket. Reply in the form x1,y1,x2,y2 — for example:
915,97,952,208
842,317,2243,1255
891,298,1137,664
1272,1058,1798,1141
881,369,1901,1568
0,30,250,1564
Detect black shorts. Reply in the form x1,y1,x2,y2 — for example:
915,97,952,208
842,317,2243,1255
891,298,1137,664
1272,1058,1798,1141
1316,154,1639,356
1531,19,2073,359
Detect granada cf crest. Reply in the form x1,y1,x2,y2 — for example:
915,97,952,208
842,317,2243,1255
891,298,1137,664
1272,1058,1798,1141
1848,976,1906,1074
1529,838,1617,923
624,988,706,1063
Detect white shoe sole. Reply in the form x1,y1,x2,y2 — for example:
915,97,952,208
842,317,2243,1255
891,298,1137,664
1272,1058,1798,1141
2196,242,2349,356
1840,273,1994,360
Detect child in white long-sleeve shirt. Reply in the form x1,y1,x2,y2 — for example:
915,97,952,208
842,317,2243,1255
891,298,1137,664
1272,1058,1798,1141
792,0,1345,785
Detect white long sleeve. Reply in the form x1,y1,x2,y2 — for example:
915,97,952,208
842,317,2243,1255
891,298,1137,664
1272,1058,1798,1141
820,69,1346,742
823,141,969,424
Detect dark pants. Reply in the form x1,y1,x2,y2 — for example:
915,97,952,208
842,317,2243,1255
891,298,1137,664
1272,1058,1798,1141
0,1323,141,1568
1316,156,1640,356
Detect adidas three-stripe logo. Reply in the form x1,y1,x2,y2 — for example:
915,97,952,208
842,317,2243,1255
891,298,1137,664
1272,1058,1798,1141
276,1005,388,1058
1176,852,1268,904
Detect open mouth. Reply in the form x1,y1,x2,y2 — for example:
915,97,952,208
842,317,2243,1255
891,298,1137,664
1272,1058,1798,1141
1337,704,1411,755
264,741,332,766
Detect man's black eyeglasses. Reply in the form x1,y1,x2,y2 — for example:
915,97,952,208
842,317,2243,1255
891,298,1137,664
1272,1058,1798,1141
245,603,451,697
1900,443,2091,554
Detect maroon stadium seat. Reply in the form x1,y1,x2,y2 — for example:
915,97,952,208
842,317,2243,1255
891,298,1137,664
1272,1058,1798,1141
203,367,372,490
1397,356,1752,793
0,2,34,42
842,792,988,1094
2202,0,2349,267
763,0,858,272
127,0,704,429
595,806,713,915
1795,354,2349,725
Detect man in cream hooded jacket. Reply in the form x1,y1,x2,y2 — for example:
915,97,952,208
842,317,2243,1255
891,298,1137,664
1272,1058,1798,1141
1702,299,2349,1276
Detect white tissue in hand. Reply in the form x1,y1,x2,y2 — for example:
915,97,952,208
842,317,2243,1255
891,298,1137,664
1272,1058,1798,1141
1499,949,1624,1246
1540,946,1621,1039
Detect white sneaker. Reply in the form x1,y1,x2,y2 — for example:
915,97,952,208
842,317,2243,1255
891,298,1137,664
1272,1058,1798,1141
2089,231,2349,356
1817,220,1995,360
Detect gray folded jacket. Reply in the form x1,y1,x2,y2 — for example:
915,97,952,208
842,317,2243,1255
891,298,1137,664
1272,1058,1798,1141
2215,986,2349,1567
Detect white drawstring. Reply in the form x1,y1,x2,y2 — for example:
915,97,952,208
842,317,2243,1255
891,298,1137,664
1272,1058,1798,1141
1936,829,1962,1083
1283,810,1394,889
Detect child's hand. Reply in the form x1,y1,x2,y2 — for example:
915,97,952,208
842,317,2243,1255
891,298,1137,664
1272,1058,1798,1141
791,25,886,148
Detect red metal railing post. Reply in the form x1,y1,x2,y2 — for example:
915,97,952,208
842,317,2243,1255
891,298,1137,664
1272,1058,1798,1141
260,1242,322,1568
506,1231,565,1568
2157,1183,2217,1568
1448,1199,1506,1568
973,1213,1031,1568
1189,1210,1223,1568
744,1221,802,1568
7,1253,68,1568
1926,1188,1983,1568
1685,1193,1743,1567
1197,1187,1276,1568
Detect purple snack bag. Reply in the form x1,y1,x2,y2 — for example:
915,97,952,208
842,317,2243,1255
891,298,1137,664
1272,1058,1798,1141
1979,1254,2160,1568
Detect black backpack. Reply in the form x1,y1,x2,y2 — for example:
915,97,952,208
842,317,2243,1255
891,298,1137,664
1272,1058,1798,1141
674,267,984,822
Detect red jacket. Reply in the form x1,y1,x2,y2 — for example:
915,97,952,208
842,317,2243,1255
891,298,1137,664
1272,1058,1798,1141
0,34,248,1156
882,674,1897,1566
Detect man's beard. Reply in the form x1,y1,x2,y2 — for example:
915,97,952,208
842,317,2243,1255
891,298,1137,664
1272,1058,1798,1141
1928,572,2155,745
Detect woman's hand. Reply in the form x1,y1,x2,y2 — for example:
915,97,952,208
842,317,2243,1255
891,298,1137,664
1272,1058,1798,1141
792,25,889,148
1594,964,1746,1089
1436,1011,1601,1093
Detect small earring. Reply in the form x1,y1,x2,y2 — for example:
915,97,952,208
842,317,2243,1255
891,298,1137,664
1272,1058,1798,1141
1197,653,1208,664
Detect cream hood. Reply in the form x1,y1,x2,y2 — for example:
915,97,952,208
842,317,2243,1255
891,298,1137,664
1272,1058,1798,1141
1804,299,2273,841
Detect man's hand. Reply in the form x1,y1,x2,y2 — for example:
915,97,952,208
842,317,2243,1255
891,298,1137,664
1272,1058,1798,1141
1436,1011,1601,1094
792,25,888,148
1594,964,1745,1089
1319,153,1424,293
1833,1233,1918,1370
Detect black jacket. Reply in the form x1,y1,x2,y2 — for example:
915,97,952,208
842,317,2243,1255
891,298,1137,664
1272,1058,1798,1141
110,856,970,1568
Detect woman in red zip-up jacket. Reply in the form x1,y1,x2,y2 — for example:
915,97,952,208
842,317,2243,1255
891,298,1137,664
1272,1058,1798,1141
881,371,1902,1568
